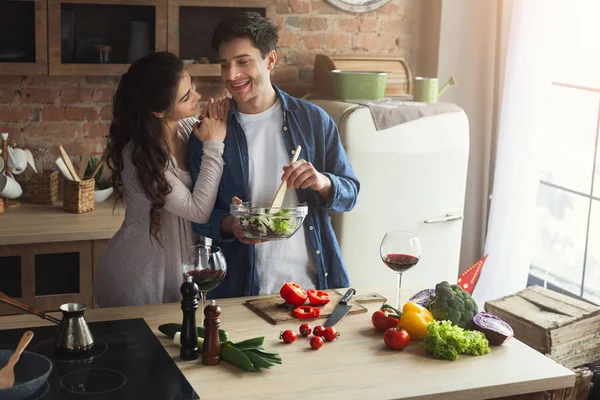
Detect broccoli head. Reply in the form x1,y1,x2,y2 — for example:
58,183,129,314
428,281,478,328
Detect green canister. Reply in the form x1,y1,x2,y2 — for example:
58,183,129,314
331,70,388,101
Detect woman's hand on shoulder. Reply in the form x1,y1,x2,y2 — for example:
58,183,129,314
193,97,230,142
199,97,231,121
192,115,227,143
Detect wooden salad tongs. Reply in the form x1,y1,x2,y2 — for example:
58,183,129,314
268,145,301,213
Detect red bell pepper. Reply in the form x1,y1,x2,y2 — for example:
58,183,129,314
280,282,308,306
293,305,321,320
307,289,331,306
371,303,402,332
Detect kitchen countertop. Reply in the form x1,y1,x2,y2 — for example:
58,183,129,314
0,287,575,400
0,200,124,246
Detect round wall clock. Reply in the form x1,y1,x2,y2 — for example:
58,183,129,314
325,0,392,13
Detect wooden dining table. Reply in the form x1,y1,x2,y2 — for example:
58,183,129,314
0,286,575,400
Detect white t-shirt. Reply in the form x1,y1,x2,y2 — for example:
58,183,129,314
238,100,317,295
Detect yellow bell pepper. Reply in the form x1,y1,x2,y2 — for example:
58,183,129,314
397,301,434,341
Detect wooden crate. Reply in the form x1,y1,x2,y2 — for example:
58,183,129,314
498,367,593,400
485,285,600,369
547,366,593,400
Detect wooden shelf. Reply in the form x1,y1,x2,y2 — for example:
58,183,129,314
47,64,131,76
48,0,167,76
186,63,221,77
0,200,124,246
0,0,48,75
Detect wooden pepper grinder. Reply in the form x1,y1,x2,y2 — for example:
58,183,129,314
202,299,221,365
180,276,199,361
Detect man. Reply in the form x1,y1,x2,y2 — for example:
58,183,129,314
189,12,359,298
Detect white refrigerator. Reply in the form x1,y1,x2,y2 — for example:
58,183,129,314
308,99,470,294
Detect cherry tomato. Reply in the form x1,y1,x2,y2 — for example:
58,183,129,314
323,327,340,342
313,325,325,337
372,307,401,332
299,323,312,337
310,336,324,349
383,328,410,350
280,330,297,344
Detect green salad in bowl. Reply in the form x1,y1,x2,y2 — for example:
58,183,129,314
230,202,308,240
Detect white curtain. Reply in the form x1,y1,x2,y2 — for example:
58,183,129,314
472,0,556,306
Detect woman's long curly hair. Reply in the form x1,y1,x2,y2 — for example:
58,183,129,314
105,51,184,244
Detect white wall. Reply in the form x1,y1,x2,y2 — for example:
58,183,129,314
436,0,501,272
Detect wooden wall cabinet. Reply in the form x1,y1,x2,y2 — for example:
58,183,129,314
167,0,275,78
47,0,167,75
0,240,100,316
91,239,110,308
0,0,273,77
0,0,48,75
0,202,123,316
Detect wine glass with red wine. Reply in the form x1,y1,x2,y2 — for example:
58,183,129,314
380,231,421,310
182,245,227,312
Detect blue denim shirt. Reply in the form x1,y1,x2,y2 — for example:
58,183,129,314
189,86,360,298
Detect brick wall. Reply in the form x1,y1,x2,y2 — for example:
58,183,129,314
0,0,418,156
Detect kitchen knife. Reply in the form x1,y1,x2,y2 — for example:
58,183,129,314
323,288,356,328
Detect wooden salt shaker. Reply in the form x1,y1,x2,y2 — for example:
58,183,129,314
180,276,199,360
202,299,221,365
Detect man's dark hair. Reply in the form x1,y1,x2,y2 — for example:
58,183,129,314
211,11,280,59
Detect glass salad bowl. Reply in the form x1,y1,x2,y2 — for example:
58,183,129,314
230,202,308,241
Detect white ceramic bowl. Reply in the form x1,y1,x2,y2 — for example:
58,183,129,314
94,187,113,202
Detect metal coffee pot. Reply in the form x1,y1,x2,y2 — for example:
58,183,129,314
0,292,94,354
53,303,95,354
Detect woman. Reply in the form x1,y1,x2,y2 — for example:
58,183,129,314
94,51,228,307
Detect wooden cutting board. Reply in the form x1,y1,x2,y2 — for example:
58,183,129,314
245,290,386,325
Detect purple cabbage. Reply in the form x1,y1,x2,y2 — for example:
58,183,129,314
471,312,514,345
408,288,436,308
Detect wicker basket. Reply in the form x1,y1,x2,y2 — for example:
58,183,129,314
30,170,59,205
63,178,95,214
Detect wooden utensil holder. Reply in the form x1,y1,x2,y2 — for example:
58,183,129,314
63,178,95,214
30,170,59,205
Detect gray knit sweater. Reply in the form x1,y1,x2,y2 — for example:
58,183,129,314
93,119,224,307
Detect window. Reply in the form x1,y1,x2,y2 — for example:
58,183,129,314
529,2,600,305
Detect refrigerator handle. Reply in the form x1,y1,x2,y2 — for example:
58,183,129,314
423,213,464,224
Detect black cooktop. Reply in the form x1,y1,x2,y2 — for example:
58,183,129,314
0,318,199,400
